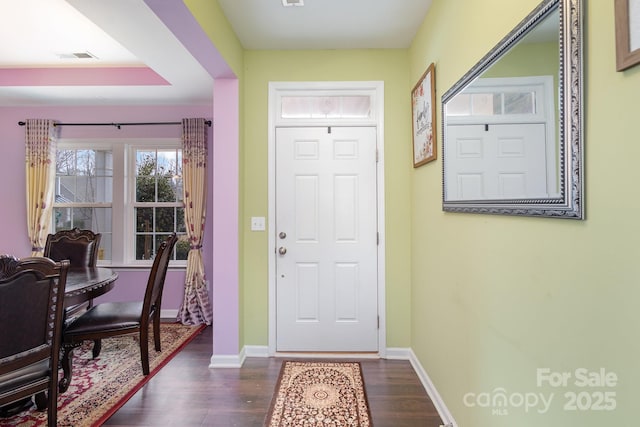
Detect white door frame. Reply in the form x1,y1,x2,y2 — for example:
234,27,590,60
267,81,386,356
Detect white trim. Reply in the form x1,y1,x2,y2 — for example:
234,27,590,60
267,81,386,356
385,347,413,360
244,345,270,358
407,349,458,427
209,348,246,368
160,308,178,319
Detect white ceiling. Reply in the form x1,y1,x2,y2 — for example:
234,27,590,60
217,0,433,50
0,0,433,106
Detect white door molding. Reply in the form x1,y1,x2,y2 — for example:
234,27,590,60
267,81,386,356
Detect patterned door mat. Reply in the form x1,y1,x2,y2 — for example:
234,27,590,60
265,360,372,426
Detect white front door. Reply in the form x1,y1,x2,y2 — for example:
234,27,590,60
275,126,378,352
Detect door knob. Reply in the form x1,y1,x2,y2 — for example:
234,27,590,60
278,246,287,255
279,231,287,239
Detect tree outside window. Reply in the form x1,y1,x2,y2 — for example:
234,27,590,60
134,149,188,261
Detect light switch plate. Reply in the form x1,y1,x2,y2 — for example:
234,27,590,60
250,216,266,231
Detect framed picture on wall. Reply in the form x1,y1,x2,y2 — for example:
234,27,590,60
615,0,640,71
411,63,437,167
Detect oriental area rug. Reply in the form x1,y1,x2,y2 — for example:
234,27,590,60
1,323,204,427
265,360,372,427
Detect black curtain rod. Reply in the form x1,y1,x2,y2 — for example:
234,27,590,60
18,120,212,129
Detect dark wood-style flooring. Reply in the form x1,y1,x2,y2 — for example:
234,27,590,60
102,326,443,426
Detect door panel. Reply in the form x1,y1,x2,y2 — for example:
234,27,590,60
446,123,548,200
275,126,378,352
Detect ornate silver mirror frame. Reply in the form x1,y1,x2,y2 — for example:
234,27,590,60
441,0,583,219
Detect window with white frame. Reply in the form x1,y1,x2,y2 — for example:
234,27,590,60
132,147,187,262
53,140,188,266
54,147,113,260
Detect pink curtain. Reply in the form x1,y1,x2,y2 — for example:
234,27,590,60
25,119,57,256
177,118,213,325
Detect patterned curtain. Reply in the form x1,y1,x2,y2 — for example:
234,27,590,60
177,118,213,325
25,119,57,256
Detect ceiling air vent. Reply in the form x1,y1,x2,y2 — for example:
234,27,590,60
57,51,98,60
282,0,304,6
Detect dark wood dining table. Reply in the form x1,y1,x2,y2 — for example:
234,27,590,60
64,267,118,308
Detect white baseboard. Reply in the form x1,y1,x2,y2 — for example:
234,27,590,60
245,345,269,358
406,348,458,427
385,347,413,359
160,308,178,320
209,347,246,368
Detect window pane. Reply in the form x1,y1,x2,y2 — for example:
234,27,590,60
75,176,94,202
156,207,175,232
176,235,189,260
93,175,113,203
157,149,180,202
176,150,183,176
55,149,113,204
52,207,112,261
136,149,181,203
446,94,471,116
504,92,535,114
92,207,112,234
75,150,95,175
341,96,371,118
154,234,171,256
133,147,183,262
53,207,72,230
281,95,371,119
56,150,76,174
176,208,186,233
53,207,109,231
156,176,176,202
157,149,178,175
136,207,154,233
136,234,153,260
99,233,112,261
471,93,495,115
136,151,156,176
174,177,184,203
56,176,76,202
136,177,155,202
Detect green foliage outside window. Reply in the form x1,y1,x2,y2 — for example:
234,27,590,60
135,151,187,261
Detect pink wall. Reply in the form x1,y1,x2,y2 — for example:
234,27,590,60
0,1,241,357
0,105,212,311
211,79,240,355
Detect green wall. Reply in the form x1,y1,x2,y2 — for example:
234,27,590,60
242,49,413,347
410,0,640,426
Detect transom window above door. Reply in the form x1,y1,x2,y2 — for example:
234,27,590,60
272,83,380,126
280,95,371,119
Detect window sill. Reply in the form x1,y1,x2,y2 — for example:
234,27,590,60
97,263,187,271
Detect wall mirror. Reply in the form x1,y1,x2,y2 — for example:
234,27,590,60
441,0,583,219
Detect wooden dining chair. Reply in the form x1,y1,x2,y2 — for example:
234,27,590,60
44,227,101,317
0,256,69,427
59,233,178,393
44,227,101,268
